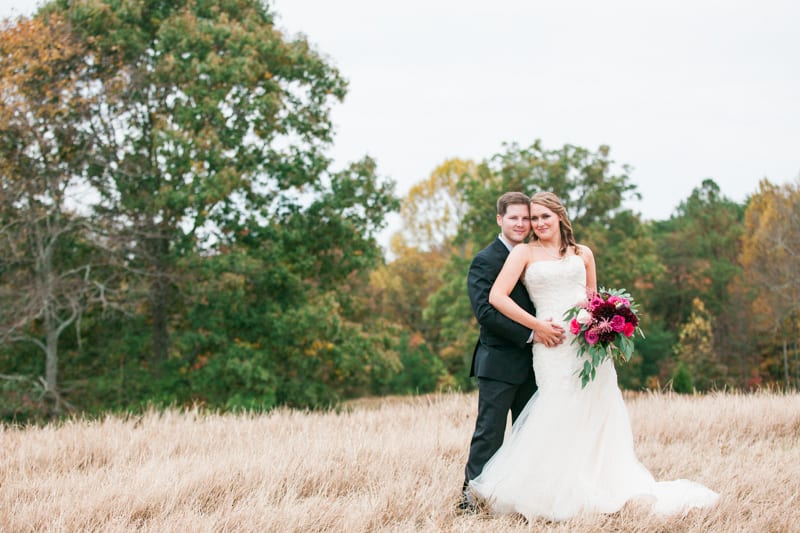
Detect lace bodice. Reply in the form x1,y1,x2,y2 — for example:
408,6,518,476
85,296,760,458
522,254,587,322
522,255,593,392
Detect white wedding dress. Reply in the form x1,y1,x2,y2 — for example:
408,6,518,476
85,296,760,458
469,255,719,521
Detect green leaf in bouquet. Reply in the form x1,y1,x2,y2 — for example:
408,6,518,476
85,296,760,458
620,336,634,362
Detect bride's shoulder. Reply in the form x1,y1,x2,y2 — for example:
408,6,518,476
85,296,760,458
575,244,595,262
510,242,536,260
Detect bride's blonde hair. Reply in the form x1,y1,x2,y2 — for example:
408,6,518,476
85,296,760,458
530,191,580,257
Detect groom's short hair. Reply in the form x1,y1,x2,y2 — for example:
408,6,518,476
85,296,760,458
497,192,531,216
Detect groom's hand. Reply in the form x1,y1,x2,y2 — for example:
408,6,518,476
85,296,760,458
535,318,566,348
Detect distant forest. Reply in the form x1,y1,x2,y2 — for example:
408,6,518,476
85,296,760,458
2,0,798,422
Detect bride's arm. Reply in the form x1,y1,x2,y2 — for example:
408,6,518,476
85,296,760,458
578,244,597,292
489,246,565,344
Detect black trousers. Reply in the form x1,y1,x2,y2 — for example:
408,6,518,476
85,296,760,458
464,375,537,484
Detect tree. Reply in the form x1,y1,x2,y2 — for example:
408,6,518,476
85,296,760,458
421,255,476,388
368,241,448,339
673,298,726,391
650,179,744,324
372,158,479,390
0,14,113,413
740,178,800,389
1,1,401,417
457,140,640,250
48,0,349,363
649,179,746,386
75,154,399,412
398,158,474,254
671,361,693,394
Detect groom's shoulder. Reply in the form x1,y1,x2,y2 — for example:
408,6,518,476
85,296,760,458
475,238,503,258
470,239,504,270
471,241,492,262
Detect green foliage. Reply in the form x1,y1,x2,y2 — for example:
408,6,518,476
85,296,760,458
0,1,401,419
456,140,640,251
634,320,677,387
649,179,745,326
422,255,476,390
615,351,644,390
0,13,118,413
671,362,694,394
2,2,794,418
674,298,727,391
367,246,448,340
0,365,48,423
381,331,449,395
41,0,353,364
584,212,663,312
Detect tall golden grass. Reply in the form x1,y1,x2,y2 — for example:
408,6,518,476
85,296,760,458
2,391,799,532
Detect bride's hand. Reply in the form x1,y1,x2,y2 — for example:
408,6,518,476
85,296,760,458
534,318,566,347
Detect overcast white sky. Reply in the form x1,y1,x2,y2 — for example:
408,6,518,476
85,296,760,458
4,0,799,248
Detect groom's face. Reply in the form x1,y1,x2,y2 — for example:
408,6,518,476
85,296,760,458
497,203,531,245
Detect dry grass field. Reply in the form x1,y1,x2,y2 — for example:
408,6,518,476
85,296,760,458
1,391,799,532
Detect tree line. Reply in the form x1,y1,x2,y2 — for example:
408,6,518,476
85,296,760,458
388,151,799,396
1,1,798,422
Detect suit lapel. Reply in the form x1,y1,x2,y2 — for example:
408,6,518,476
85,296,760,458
491,237,511,260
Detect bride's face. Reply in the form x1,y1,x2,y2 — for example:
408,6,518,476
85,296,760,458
530,203,560,241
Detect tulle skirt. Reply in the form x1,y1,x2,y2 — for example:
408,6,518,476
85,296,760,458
469,360,719,521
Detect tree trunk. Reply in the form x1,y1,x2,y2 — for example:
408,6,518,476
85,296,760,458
150,273,170,363
41,236,60,411
147,233,172,364
44,310,59,401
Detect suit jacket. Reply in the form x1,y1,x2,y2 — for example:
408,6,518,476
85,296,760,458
467,237,536,385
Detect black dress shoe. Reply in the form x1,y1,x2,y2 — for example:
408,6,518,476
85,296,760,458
457,483,477,512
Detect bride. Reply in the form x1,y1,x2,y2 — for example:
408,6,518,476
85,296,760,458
468,191,719,521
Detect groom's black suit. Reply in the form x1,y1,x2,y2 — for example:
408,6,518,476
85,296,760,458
464,237,537,484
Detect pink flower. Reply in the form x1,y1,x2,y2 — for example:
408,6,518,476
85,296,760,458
570,318,582,335
584,329,600,345
610,315,626,332
623,322,635,337
608,295,631,308
589,295,604,310
596,318,613,333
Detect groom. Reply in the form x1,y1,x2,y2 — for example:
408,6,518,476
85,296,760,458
460,191,564,510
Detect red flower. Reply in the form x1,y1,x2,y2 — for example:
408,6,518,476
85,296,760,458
623,322,635,337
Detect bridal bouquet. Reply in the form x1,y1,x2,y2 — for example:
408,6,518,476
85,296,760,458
563,287,644,388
